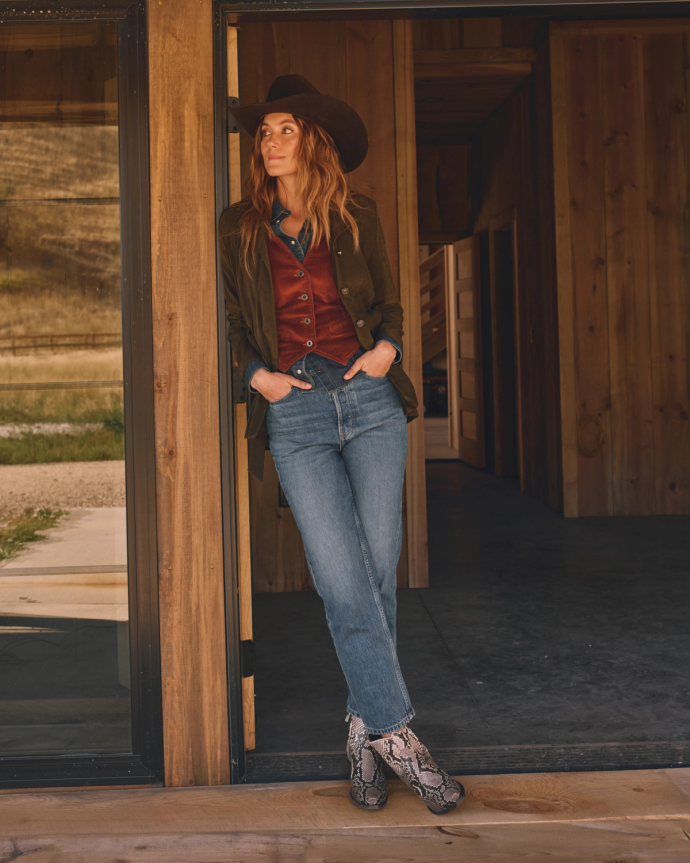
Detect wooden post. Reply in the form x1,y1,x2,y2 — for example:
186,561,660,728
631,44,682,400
393,19,429,589
149,0,230,786
227,23,256,752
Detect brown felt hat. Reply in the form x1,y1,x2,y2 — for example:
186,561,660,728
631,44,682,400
228,74,368,173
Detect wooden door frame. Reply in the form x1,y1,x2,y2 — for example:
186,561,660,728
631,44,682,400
488,207,525,488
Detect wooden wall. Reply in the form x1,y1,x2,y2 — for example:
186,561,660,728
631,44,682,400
551,20,690,516
469,40,562,511
149,0,230,785
237,20,427,591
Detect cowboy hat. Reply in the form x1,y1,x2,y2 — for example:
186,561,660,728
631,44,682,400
228,74,368,173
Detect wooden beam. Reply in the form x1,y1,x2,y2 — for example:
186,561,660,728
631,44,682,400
549,29,579,518
227,24,256,753
393,19,428,589
415,48,536,65
149,0,230,785
554,18,690,35
414,62,533,80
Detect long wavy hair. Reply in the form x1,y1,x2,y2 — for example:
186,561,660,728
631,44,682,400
237,115,360,271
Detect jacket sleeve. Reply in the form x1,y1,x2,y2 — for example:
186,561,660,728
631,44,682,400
219,229,265,380
365,207,405,349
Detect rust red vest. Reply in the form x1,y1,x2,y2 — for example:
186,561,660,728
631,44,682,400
267,234,361,372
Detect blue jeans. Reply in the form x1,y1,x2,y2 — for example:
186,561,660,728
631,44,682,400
265,350,414,734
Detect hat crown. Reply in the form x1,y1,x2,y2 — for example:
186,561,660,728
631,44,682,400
265,74,320,103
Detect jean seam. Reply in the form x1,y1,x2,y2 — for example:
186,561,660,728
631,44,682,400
345,473,412,718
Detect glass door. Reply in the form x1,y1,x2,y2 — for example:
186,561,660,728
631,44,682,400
0,21,133,758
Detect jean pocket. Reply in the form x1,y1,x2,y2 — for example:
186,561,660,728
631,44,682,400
358,370,388,380
267,387,298,406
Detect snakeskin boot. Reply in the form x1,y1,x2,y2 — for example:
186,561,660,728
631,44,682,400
346,714,388,810
370,726,465,814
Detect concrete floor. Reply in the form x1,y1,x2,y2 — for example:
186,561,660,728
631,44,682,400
252,463,690,754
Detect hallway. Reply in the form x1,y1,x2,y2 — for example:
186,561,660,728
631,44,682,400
250,463,690,780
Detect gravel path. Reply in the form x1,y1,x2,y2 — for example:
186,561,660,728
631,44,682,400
0,460,126,523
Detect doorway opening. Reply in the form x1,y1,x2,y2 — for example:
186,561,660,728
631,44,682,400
224,13,690,783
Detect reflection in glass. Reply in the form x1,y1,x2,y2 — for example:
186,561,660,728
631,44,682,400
0,23,131,755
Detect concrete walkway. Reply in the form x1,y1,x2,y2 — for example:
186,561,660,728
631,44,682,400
0,506,127,570
0,508,128,622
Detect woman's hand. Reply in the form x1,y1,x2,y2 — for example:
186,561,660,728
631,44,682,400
250,368,312,402
343,340,396,380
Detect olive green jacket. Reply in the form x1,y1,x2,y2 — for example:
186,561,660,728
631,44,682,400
218,194,419,478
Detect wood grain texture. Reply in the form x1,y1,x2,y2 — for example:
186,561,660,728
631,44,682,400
346,20,400,289
452,235,485,468
2,820,690,862
644,33,690,514
415,48,535,66
602,33,656,515
2,767,690,863
393,19,428,589
462,18,502,49
563,34,614,516
550,23,690,516
550,30,579,517
533,33,563,512
470,65,560,507
149,0,229,786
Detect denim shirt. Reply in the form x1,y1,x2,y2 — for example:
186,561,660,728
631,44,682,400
244,199,402,388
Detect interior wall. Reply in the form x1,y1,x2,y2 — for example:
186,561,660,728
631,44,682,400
469,42,562,511
237,21,426,590
551,21,690,516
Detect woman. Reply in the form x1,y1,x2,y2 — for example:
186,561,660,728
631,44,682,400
219,75,464,815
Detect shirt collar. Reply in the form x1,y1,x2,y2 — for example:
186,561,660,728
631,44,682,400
271,198,290,223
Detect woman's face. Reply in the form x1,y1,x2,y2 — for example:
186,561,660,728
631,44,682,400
260,112,301,178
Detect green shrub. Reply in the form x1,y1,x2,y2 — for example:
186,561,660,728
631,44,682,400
0,427,124,464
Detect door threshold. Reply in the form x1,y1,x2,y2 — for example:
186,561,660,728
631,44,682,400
244,740,690,784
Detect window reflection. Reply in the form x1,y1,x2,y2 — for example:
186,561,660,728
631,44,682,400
0,23,131,755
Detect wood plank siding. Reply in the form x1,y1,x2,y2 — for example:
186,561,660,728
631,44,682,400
470,52,562,510
238,20,427,590
148,0,230,785
551,21,690,516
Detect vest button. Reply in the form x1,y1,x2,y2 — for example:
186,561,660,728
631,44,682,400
341,288,349,295
301,294,308,301
356,319,364,327
304,318,311,324
297,271,304,277
306,340,313,347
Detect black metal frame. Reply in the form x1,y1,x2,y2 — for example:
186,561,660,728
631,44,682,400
214,0,690,784
0,0,163,789
222,0,690,22
213,2,245,785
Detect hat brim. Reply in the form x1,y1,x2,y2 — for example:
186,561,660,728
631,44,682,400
229,93,368,174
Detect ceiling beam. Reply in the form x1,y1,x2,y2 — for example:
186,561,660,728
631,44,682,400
414,48,534,79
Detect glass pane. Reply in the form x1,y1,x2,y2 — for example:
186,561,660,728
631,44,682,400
0,22,131,755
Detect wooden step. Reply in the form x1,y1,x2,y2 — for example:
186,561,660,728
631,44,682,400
0,767,689,862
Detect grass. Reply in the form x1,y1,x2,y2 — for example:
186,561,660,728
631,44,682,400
0,348,124,425
0,508,67,562
0,425,124,465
